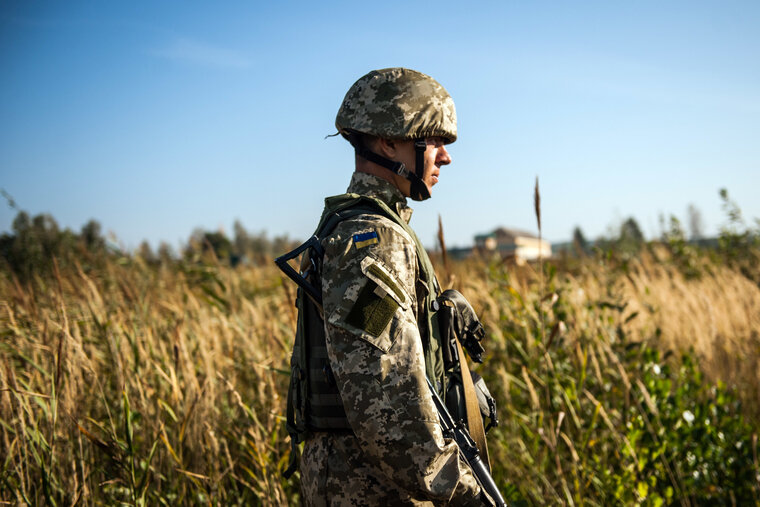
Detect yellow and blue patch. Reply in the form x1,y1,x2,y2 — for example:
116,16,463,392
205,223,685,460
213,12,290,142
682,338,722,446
353,231,379,249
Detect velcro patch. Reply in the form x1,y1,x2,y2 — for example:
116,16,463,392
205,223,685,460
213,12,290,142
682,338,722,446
367,263,405,303
345,280,399,337
353,231,379,249
360,257,409,308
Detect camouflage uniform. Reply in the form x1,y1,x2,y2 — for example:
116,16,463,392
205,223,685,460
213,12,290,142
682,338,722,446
300,172,482,506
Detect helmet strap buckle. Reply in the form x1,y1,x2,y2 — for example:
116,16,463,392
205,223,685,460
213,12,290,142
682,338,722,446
354,142,431,202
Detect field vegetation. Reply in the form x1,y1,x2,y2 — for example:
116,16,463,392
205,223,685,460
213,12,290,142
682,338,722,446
1,193,759,505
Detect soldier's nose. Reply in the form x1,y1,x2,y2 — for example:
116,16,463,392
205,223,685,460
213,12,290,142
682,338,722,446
437,146,451,165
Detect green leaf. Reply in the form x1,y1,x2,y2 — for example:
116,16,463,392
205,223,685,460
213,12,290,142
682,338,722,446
637,481,649,500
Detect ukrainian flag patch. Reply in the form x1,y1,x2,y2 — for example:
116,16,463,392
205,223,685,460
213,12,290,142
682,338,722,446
353,231,379,249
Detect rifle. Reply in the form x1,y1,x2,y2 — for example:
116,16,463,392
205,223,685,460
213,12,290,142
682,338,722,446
427,378,507,507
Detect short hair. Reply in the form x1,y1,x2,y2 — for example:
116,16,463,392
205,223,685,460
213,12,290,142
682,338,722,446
346,131,377,151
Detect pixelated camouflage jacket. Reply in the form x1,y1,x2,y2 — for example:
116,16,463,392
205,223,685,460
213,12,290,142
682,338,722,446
299,172,482,505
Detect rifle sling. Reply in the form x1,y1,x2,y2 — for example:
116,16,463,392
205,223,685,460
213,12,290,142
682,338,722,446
456,339,491,471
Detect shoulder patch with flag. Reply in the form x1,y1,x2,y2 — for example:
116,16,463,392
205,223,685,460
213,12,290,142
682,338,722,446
353,231,379,249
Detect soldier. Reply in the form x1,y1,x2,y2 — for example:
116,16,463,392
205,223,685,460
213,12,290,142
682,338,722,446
285,68,490,505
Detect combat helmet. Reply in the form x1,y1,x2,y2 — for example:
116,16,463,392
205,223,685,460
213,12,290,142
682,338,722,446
336,68,457,201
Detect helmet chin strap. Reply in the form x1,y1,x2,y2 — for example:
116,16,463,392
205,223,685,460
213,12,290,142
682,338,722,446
355,139,430,201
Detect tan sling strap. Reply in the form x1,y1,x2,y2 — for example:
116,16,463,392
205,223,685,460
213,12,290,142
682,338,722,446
456,339,491,470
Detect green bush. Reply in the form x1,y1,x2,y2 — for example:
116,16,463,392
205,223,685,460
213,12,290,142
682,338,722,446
481,263,759,505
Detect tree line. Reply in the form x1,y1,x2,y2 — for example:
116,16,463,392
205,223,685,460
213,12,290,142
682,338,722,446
0,210,299,281
567,189,759,285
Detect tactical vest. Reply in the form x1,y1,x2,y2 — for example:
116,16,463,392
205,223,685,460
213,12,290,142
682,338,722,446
281,193,447,477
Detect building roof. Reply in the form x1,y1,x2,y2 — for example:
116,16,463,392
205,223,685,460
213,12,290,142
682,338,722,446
474,227,539,241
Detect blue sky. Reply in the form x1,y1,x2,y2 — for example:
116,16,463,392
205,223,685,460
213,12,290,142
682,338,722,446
2,1,758,250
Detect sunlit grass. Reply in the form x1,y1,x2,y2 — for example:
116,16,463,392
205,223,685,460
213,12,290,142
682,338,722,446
1,245,759,504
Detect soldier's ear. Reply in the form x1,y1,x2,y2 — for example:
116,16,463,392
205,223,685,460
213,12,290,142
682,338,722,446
375,137,397,159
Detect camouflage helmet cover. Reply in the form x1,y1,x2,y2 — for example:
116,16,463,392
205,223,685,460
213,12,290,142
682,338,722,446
336,67,457,144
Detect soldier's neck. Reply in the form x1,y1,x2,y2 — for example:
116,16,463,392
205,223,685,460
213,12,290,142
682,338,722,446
354,163,410,198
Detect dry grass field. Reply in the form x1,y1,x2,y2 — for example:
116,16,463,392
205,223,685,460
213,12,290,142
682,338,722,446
2,242,759,505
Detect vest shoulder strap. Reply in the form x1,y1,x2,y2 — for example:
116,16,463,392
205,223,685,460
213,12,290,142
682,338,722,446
317,202,388,241
319,193,438,289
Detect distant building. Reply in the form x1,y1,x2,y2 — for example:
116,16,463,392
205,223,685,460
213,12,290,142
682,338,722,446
474,227,551,261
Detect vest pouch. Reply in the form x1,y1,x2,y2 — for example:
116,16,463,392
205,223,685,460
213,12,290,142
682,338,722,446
283,289,310,479
471,371,499,433
437,289,486,363
437,302,458,369
444,369,499,434
301,284,352,432
284,360,307,478
438,302,468,424
444,370,467,425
